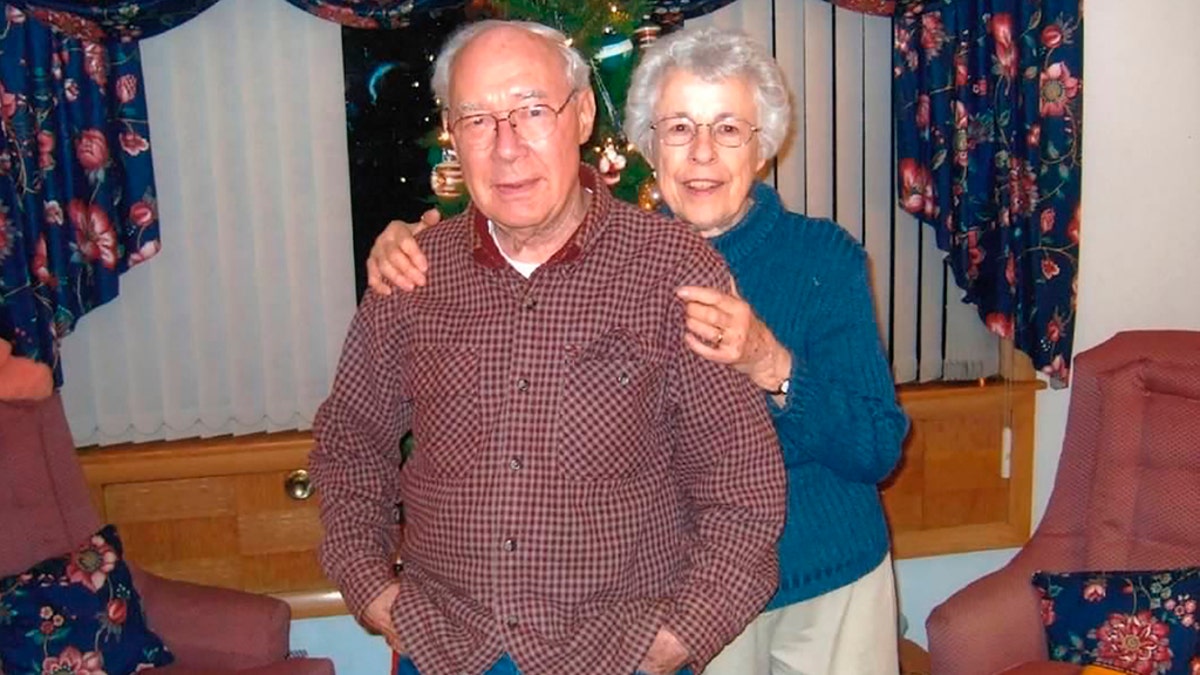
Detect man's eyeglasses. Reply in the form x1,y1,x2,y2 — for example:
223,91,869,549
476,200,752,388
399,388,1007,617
449,90,579,149
651,115,760,148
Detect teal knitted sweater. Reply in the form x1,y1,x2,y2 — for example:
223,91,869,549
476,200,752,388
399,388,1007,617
708,182,910,610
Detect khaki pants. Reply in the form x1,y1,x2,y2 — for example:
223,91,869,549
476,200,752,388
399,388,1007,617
703,555,900,675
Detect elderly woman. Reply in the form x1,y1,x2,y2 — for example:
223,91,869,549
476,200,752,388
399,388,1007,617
365,26,908,675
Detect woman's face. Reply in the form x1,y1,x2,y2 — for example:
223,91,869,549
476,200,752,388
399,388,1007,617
651,69,767,237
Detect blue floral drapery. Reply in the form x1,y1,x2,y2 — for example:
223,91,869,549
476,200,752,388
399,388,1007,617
13,0,739,36
0,0,469,385
893,0,1083,387
15,0,464,35
0,5,158,384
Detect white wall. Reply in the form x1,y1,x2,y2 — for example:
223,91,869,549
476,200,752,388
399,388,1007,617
895,0,1200,646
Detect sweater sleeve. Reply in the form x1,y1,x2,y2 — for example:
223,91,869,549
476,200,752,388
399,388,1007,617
768,242,909,485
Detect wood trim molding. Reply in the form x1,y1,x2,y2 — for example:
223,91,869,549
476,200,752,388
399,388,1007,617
79,431,314,483
279,589,348,620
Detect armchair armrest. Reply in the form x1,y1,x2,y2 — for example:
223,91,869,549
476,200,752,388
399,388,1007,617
132,565,291,670
927,564,1049,675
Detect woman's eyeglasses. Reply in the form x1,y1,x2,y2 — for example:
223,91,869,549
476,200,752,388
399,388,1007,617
651,115,760,148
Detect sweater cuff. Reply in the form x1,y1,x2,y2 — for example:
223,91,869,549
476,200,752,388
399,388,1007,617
767,357,811,417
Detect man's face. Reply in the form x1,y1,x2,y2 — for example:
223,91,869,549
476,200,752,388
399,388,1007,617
446,27,596,231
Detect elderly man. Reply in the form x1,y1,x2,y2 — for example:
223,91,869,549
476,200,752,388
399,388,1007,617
310,19,786,675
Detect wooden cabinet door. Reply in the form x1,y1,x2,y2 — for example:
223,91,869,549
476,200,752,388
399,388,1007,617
79,432,344,617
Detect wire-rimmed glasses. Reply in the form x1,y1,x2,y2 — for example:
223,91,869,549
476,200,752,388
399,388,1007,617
449,89,579,148
651,115,760,148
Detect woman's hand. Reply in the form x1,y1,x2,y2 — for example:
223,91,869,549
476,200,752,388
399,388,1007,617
676,282,792,395
366,208,440,295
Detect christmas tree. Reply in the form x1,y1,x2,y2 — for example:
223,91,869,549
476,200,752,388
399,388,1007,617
428,1,678,214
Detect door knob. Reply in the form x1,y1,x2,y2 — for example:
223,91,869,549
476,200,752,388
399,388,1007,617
285,469,314,501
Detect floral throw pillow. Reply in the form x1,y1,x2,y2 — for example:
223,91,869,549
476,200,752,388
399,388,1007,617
0,524,174,675
1032,567,1200,675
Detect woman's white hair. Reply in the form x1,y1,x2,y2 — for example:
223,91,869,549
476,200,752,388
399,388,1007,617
431,20,591,107
623,26,791,163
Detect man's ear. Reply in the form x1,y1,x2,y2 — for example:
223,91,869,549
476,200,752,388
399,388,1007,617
576,87,597,143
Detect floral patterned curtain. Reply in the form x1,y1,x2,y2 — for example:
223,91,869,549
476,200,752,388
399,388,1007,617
893,0,1082,387
15,0,464,36
13,0,740,37
0,0,469,386
0,5,157,384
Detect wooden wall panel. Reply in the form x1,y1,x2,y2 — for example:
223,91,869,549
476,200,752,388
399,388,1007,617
78,432,339,618
884,380,1041,558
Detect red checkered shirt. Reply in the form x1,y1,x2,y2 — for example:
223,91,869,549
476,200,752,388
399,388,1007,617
311,167,785,675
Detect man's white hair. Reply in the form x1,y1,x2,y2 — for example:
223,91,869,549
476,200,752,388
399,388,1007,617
431,20,591,107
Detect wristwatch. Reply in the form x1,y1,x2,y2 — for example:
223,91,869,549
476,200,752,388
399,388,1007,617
770,377,790,396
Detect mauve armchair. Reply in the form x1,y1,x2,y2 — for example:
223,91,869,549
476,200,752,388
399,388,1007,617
926,330,1200,675
0,393,335,675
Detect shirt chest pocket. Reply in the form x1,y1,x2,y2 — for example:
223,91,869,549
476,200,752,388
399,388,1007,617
558,329,670,481
406,346,481,479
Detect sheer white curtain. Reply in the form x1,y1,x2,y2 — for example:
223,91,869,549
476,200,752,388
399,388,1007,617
693,0,998,383
59,0,357,446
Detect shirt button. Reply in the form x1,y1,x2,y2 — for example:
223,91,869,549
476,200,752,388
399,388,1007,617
509,457,523,471
502,538,517,552
617,371,631,386
516,377,530,392
505,615,519,627
522,295,538,310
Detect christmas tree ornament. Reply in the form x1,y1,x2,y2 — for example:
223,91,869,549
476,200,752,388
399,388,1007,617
596,138,628,186
594,28,635,71
633,16,661,50
430,147,464,199
638,174,663,212
592,29,635,118
653,5,685,34
464,0,497,19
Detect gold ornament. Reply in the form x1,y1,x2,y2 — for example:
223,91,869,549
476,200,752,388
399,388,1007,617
634,17,661,50
431,147,463,199
638,174,663,212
